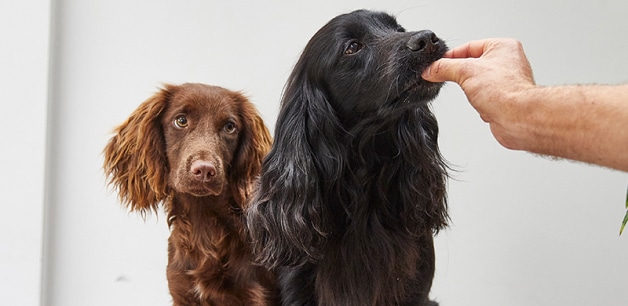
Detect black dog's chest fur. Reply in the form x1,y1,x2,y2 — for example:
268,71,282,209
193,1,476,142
275,106,445,306
336,108,431,224
316,109,441,305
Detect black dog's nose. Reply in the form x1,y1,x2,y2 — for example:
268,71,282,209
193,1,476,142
406,30,440,53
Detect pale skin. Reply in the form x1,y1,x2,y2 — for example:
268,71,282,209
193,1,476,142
422,38,628,172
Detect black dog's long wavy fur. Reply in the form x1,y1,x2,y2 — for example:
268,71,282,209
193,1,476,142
246,10,449,306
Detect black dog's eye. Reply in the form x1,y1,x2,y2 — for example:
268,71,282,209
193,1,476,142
174,114,188,128
344,41,363,55
223,120,237,133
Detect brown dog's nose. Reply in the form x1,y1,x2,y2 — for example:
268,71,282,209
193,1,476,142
191,160,217,182
406,30,440,53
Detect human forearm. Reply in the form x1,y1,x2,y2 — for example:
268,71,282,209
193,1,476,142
513,84,628,171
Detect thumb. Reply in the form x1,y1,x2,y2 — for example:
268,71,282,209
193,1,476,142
421,58,464,83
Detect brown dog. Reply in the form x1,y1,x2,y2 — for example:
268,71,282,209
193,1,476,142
104,83,275,305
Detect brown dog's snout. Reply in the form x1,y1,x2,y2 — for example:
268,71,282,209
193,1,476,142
406,30,440,53
191,160,217,182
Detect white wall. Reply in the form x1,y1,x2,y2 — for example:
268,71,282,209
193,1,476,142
0,1,50,305
2,0,627,305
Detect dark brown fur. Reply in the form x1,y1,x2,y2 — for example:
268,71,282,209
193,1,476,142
104,83,275,305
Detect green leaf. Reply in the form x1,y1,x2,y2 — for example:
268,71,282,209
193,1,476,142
621,185,628,236
620,210,628,236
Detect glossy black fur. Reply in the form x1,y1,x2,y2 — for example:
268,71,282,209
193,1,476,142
246,10,449,306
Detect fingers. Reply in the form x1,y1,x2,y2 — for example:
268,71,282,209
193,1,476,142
422,38,525,84
421,39,494,83
421,58,466,83
444,39,494,59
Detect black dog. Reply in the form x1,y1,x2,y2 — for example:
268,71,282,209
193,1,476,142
246,10,449,306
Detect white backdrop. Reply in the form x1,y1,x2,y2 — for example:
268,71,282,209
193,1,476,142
0,1,50,305
2,0,627,305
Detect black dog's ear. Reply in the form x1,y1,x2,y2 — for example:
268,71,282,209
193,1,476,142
246,74,344,268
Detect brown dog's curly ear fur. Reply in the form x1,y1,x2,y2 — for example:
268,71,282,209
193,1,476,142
103,86,175,216
229,92,273,208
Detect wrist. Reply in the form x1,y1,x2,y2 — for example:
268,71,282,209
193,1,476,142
509,86,575,156
487,85,541,153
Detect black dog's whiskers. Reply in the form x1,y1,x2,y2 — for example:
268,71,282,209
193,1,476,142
246,9,449,306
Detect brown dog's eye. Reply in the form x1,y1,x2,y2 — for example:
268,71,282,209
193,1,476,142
224,121,236,133
344,41,363,55
174,115,188,128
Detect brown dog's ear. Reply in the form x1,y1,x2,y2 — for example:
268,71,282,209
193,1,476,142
229,92,272,207
103,86,175,217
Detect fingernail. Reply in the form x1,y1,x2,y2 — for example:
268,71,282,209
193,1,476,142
421,66,431,79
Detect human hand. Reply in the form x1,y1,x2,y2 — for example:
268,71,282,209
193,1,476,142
421,38,537,149
423,39,628,172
